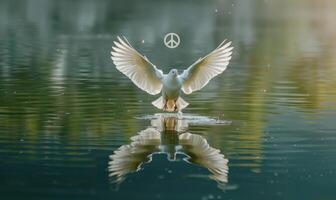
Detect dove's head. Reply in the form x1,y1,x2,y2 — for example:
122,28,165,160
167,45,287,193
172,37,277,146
169,69,178,77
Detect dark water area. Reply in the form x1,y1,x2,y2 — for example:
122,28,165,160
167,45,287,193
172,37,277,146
0,0,336,199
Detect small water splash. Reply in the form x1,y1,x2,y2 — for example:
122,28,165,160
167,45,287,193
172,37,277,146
135,113,231,126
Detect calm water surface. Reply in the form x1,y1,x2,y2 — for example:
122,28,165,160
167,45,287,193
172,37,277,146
1,0,336,199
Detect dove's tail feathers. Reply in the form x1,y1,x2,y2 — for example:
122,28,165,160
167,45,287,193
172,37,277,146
152,96,164,110
152,96,189,112
164,97,189,112
176,97,189,111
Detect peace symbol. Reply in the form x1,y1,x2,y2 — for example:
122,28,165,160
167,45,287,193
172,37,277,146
164,33,180,49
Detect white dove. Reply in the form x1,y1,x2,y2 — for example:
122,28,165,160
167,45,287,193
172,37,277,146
111,36,233,112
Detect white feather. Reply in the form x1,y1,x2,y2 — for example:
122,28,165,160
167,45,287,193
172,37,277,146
111,36,163,95
179,132,228,183
179,40,234,94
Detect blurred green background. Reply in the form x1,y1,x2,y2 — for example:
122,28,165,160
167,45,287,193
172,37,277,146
0,0,336,199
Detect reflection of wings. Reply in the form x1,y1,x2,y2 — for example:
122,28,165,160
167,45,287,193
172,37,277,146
179,133,228,185
109,115,229,188
108,128,161,184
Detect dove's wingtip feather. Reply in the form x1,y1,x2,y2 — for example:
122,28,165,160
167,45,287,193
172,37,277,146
217,39,227,48
217,39,232,48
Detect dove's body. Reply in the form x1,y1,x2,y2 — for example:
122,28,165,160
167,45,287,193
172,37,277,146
162,72,181,99
159,70,185,111
111,36,233,112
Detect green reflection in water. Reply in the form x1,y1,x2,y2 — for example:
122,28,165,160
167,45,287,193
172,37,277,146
0,0,336,199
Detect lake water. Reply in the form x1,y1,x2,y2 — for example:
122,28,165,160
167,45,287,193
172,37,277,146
1,0,336,199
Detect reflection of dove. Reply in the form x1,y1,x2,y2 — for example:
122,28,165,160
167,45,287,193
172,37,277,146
108,115,228,187
179,133,228,186
108,128,161,184
111,36,233,112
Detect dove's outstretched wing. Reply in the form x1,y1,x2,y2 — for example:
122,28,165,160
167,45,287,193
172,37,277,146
179,40,233,94
111,36,163,95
